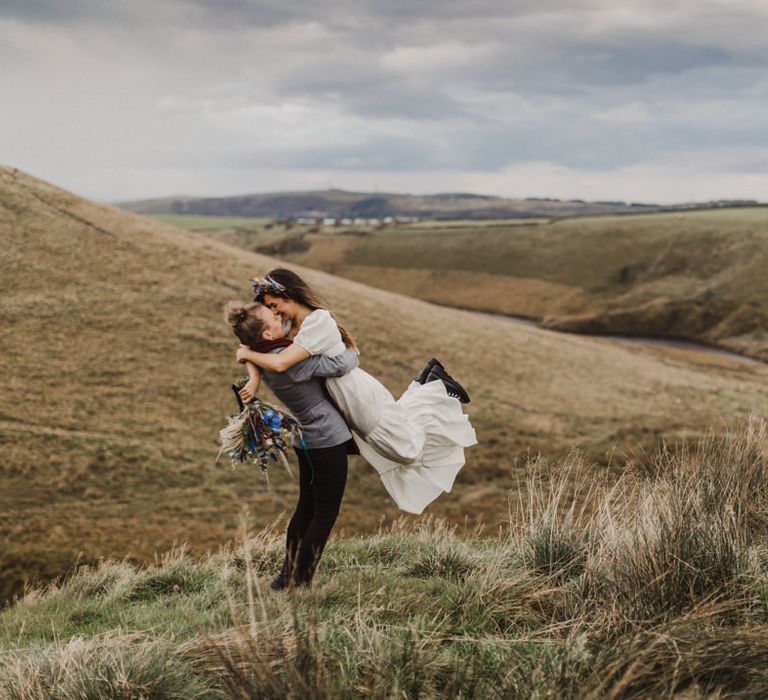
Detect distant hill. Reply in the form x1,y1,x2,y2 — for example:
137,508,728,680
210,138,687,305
118,188,759,221
2,165,768,603
173,208,768,362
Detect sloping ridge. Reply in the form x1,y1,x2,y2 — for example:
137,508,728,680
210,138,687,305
2,166,767,601
119,189,665,220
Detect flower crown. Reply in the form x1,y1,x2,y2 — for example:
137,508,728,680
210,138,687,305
251,275,286,302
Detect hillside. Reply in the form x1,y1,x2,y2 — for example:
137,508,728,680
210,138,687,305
2,423,768,697
2,166,768,603
177,209,768,361
120,189,687,221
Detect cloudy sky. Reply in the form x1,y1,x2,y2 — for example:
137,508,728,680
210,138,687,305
2,0,768,203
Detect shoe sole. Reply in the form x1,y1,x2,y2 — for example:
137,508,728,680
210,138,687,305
425,366,470,404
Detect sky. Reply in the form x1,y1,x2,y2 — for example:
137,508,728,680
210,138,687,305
2,0,768,203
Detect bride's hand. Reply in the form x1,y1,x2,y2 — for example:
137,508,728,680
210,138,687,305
239,378,258,403
235,344,252,364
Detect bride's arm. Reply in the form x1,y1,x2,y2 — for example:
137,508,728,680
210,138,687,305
285,348,359,383
238,361,261,404
235,343,311,373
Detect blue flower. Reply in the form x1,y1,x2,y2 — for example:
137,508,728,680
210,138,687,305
261,408,283,433
268,414,283,432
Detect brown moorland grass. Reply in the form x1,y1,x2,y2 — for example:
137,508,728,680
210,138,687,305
1,166,767,605
1,418,768,697
183,208,768,360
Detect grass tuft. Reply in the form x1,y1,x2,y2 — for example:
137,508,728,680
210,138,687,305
517,456,598,584
0,634,216,700
406,547,475,582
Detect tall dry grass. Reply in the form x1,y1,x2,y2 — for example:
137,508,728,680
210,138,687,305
2,417,768,698
0,633,215,699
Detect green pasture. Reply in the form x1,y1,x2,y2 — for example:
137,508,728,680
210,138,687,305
333,207,763,284
149,214,271,231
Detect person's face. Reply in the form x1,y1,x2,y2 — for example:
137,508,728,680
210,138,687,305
263,293,298,322
256,305,285,340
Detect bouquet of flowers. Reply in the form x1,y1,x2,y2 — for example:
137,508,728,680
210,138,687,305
217,379,302,481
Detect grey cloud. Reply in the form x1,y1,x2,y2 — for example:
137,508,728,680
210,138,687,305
147,133,439,171
2,0,768,200
0,0,157,27
277,76,470,121
458,36,739,97
0,0,515,31
343,87,468,120
556,39,732,85
157,110,699,174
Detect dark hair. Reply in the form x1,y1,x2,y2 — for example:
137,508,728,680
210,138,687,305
225,301,267,348
258,268,356,349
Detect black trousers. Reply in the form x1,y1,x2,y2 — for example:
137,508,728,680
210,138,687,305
283,442,348,585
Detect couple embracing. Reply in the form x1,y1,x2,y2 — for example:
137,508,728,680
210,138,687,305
225,268,477,589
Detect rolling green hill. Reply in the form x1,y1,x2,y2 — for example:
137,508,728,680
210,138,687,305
171,208,768,361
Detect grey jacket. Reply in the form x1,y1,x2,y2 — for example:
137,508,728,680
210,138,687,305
259,348,357,449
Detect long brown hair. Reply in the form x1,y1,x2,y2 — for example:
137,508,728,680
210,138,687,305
259,268,356,349
224,301,267,348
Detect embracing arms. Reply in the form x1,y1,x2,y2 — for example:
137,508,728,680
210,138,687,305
236,343,310,373
285,348,359,382
237,349,358,403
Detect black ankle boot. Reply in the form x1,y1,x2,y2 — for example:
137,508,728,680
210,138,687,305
415,357,444,384
425,364,470,404
270,570,289,591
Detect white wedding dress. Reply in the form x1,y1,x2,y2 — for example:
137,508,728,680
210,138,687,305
293,309,477,514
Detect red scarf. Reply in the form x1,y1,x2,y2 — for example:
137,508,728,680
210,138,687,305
252,338,293,353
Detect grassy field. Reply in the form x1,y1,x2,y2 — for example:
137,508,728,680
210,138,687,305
2,420,768,697
149,214,271,231
2,166,768,606
163,208,768,361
